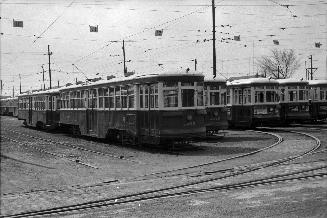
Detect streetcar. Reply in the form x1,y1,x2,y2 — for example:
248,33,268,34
308,79,327,121
58,72,206,145
17,88,61,129
226,77,280,128
277,79,311,124
0,97,18,117
204,77,228,135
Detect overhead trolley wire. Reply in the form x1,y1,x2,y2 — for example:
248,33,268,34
33,0,75,43
73,4,213,63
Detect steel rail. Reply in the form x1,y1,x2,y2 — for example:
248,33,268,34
2,166,326,218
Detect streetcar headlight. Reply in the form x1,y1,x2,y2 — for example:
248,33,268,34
213,111,219,117
187,114,193,121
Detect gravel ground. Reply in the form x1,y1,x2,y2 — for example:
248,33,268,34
1,116,326,217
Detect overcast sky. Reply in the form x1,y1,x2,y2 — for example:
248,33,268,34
1,0,326,96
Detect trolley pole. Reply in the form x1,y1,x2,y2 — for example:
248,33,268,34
42,65,45,90
19,74,22,94
212,0,217,78
48,45,52,89
122,40,127,76
306,55,317,80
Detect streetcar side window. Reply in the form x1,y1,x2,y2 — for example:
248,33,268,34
115,87,121,109
197,84,204,106
139,86,144,108
109,88,114,108
98,88,104,109
150,84,158,108
321,90,326,101
121,86,128,108
128,85,135,109
226,88,230,104
104,88,109,108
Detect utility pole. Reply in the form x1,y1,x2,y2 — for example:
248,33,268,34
19,74,22,94
122,40,127,76
194,58,197,71
306,55,318,80
0,80,2,96
41,65,45,90
48,45,52,89
277,65,280,79
12,86,14,97
212,0,216,78
58,80,60,88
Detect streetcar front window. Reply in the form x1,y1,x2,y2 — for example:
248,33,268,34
164,90,178,107
255,91,264,103
266,91,278,102
210,92,219,105
288,90,297,102
182,89,194,107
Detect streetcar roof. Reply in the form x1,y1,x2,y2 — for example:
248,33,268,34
58,72,204,91
276,78,309,85
0,97,17,101
227,77,278,86
18,87,62,97
308,79,327,86
204,75,226,83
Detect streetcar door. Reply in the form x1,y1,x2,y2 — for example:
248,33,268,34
28,96,33,124
86,89,98,135
143,84,159,139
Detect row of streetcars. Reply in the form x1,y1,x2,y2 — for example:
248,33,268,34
227,78,327,127
0,97,18,117
2,72,327,145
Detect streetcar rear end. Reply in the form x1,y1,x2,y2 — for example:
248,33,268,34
227,78,280,128
0,97,18,117
277,79,311,124
308,80,327,121
204,77,228,136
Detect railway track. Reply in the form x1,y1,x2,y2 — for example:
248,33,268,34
0,130,282,197
2,166,326,218
1,129,323,217
3,128,140,163
1,135,99,169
